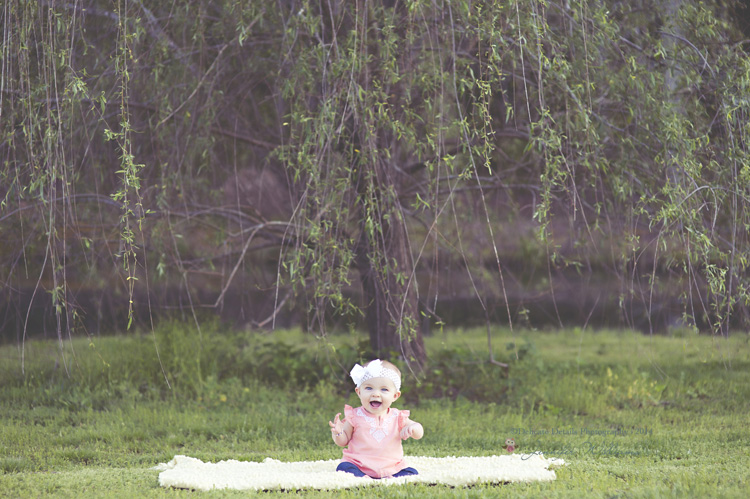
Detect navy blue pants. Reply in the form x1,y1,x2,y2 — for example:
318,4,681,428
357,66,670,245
336,461,419,478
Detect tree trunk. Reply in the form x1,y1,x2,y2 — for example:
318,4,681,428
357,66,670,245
355,185,426,371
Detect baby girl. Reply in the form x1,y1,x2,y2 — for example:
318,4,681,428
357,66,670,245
328,359,424,478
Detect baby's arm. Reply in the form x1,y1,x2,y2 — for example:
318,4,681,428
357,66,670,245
400,417,424,440
328,412,354,446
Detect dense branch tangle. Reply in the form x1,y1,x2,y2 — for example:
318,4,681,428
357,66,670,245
2,1,749,370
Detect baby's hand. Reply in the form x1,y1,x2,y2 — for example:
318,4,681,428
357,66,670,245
400,422,423,440
400,425,411,439
329,413,344,434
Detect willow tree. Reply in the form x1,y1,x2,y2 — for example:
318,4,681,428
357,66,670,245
2,1,750,372
274,0,750,365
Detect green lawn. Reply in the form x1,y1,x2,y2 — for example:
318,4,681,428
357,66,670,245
1,325,749,497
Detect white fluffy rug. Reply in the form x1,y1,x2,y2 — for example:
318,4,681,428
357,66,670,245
155,454,565,491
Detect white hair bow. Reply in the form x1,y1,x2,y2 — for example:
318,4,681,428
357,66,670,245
350,359,401,390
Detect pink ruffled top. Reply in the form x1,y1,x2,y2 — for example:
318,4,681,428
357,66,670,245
341,404,411,478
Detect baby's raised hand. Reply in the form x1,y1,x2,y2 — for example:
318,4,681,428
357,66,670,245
400,422,424,440
400,424,414,439
329,413,344,434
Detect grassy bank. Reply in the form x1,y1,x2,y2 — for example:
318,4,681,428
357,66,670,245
1,325,749,497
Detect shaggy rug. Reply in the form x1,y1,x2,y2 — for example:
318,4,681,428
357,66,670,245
155,454,565,491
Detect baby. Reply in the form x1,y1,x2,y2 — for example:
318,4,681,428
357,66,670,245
328,359,424,478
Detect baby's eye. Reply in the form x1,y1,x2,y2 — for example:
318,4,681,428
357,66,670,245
381,388,389,392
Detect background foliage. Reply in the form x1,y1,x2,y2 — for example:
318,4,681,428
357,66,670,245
2,1,750,364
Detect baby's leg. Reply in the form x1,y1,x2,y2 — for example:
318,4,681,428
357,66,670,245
392,467,418,477
336,461,367,477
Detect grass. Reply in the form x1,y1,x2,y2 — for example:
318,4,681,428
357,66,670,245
1,324,749,497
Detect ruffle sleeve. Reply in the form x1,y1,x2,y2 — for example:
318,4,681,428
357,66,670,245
397,409,411,429
344,404,357,428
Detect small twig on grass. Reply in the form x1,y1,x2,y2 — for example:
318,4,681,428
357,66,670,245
486,318,509,370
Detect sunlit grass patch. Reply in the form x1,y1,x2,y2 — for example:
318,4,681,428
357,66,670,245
1,326,749,497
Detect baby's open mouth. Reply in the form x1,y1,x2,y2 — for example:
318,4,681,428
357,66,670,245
370,401,382,408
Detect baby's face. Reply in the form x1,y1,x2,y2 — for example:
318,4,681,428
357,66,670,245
355,377,400,417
